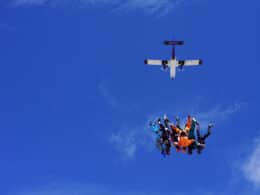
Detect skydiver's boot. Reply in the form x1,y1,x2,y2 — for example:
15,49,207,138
165,141,171,155
197,147,202,154
156,140,163,153
175,145,181,152
161,142,166,153
188,146,193,155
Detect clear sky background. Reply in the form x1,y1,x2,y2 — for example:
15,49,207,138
0,0,259,195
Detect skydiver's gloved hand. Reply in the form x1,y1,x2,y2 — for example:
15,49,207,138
192,117,200,125
208,123,214,128
208,123,214,133
163,114,169,122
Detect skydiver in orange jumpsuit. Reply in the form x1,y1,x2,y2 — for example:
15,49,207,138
172,115,195,153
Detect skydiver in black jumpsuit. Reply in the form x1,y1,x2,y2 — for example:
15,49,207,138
158,118,171,155
196,123,213,154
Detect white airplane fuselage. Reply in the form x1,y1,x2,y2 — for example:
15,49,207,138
169,58,178,80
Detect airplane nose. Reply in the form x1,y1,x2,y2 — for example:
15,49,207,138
199,60,203,65
144,59,148,64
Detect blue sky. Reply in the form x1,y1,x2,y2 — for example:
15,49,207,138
0,0,259,194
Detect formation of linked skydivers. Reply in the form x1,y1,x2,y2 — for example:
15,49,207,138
145,40,213,156
150,115,213,156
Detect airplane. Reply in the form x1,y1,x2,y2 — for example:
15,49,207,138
144,40,203,80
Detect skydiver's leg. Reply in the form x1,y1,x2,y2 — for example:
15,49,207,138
175,145,180,152
201,124,213,141
188,142,196,155
165,140,171,155
173,141,180,152
202,132,210,140
196,141,206,154
205,124,213,137
197,145,203,154
156,138,163,153
188,146,192,154
196,129,201,141
161,142,166,154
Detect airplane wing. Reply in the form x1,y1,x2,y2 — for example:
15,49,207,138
178,59,202,66
144,59,169,66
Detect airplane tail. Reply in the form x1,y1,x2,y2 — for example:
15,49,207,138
172,45,175,59
164,40,184,46
164,40,183,59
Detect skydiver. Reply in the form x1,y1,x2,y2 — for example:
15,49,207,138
174,131,195,153
187,118,199,154
158,117,171,155
161,115,178,152
163,114,171,128
196,123,213,154
149,120,163,153
170,115,195,153
150,118,170,155
169,121,181,152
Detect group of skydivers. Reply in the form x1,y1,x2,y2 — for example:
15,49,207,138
149,115,213,156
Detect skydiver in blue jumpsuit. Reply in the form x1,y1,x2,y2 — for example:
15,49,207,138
149,120,163,154
187,118,198,154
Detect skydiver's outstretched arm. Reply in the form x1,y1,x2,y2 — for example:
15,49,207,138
163,114,170,128
175,116,181,128
184,115,192,133
149,121,159,133
202,132,210,140
202,124,213,140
